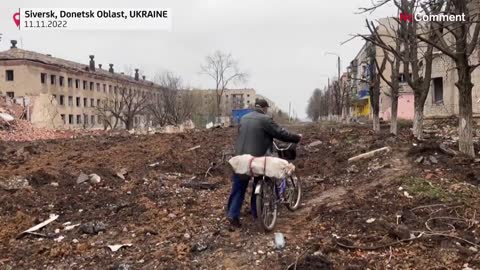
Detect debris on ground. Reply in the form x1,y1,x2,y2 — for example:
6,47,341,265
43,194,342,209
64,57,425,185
18,214,59,238
0,176,29,190
107,243,133,252
79,221,107,235
0,121,479,269
88,173,101,184
348,146,391,163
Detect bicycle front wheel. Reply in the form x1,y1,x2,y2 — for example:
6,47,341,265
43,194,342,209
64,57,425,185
285,174,302,211
255,178,277,232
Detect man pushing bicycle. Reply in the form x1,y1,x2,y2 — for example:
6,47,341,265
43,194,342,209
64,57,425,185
226,98,302,229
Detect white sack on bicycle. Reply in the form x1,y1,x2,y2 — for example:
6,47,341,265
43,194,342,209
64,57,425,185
228,155,295,179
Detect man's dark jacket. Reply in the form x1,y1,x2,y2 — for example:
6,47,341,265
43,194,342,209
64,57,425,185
235,109,301,157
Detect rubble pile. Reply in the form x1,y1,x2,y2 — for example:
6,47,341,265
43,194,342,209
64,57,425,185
0,99,108,141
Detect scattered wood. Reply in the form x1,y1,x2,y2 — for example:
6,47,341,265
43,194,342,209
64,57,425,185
348,146,391,163
335,234,422,251
186,145,201,152
439,143,458,156
286,248,311,270
180,181,218,190
17,214,59,238
148,162,160,167
107,243,133,252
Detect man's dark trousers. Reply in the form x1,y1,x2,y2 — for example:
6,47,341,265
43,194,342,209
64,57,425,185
227,174,259,219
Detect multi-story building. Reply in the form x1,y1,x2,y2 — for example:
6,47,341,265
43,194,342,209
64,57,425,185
0,40,161,129
190,88,281,126
349,42,372,118
349,16,480,121
191,88,256,116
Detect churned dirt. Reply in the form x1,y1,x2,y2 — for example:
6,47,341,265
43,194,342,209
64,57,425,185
0,122,479,269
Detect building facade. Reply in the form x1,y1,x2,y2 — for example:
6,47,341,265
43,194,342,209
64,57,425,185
190,88,280,126
349,17,480,121
0,41,162,130
349,42,372,118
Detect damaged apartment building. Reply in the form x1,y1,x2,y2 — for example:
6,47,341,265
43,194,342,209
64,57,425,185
0,40,161,130
349,17,480,121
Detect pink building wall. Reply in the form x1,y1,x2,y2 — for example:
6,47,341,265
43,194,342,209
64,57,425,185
383,93,415,120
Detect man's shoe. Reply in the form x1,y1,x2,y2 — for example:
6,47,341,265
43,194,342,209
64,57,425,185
228,217,242,228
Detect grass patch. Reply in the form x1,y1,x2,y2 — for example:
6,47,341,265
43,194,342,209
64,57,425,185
404,177,449,201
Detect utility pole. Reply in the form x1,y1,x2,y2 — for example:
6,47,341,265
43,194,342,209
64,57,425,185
325,52,341,120
288,102,291,122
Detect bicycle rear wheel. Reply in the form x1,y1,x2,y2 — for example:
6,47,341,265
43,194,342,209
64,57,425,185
285,174,302,211
255,178,277,231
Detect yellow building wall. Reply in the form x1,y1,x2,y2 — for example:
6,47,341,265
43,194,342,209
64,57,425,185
353,97,371,117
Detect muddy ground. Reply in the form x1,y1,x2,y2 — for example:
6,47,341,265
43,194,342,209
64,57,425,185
0,122,479,269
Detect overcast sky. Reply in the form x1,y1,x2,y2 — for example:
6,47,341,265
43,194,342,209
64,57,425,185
0,0,395,119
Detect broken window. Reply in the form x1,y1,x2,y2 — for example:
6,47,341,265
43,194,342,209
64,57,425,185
90,98,94,107
84,98,88,107
68,96,73,106
109,85,112,93
68,78,73,87
59,95,65,106
51,75,56,85
59,76,64,86
83,80,87,90
77,115,82,124
5,70,14,81
98,115,103,124
96,83,100,92
76,79,80,89
41,73,47,84
90,82,94,91
76,97,81,107
97,99,101,107
61,114,66,124
91,115,95,125
103,84,106,92
6,92,14,98
114,86,118,94
84,114,89,125
68,114,73,124
398,73,412,83
433,77,443,103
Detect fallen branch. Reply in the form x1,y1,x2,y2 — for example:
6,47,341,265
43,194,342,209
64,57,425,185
418,232,480,248
186,145,201,152
348,147,391,163
17,214,59,238
411,203,448,211
335,234,422,250
439,143,458,156
286,248,311,270
180,181,218,190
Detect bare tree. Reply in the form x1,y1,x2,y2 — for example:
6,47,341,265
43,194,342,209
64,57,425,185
363,19,402,135
97,79,151,130
150,71,195,126
200,50,248,118
416,0,480,157
306,88,323,121
359,0,441,138
366,41,388,132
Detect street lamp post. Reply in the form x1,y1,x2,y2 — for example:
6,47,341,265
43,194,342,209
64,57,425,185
325,52,341,120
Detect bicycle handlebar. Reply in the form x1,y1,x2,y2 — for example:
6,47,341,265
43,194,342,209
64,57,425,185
272,141,293,151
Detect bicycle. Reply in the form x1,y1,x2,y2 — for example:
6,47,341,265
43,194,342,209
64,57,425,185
254,141,302,232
